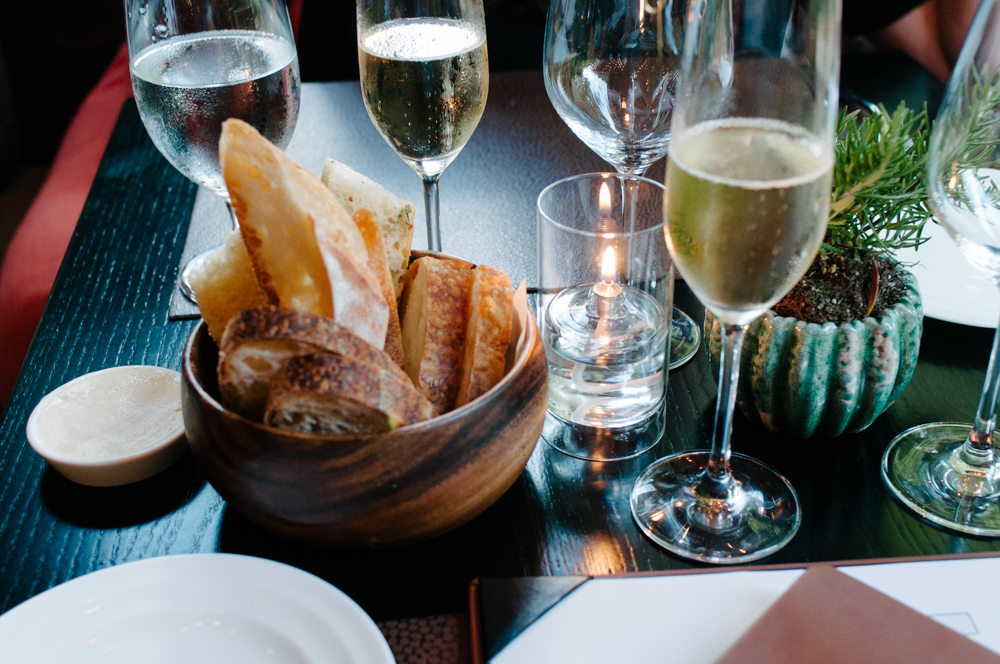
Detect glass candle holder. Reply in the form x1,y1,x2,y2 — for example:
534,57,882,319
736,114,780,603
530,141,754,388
538,173,673,461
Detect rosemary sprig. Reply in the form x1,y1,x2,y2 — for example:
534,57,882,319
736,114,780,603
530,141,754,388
933,65,1000,209
825,102,933,258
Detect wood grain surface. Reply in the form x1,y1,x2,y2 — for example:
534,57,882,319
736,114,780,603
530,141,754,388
182,307,547,547
3,70,997,629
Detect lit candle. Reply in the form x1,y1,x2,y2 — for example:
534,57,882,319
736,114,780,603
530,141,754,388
586,245,624,351
593,246,622,299
596,181,617,233
548,237,666,423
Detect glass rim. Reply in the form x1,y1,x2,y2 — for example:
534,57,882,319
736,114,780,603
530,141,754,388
537,172,666,239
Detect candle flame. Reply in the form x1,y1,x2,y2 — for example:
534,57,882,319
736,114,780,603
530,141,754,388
599,182,611,216
601,246,616,283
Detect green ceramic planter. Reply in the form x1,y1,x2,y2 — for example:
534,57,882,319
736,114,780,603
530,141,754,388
705,269,923,438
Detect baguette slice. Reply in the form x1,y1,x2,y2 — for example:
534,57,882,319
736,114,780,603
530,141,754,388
455,265,514,408
399,257,475,415
220,119,388,348
187,229,269,344
218,307,408,421
353,209,405,370
264,353,434,434
321,158,416,297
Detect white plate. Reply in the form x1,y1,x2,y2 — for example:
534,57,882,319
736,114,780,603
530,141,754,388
894,220,999,328
0,554,395,664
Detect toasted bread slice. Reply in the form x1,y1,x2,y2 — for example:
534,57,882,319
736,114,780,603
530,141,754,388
264,353,434,434
399,257,474,415
218,307,408,421
353,209,404,369
187,229,269,344
455,265,514,408
321,158,416,297
219,119,388,348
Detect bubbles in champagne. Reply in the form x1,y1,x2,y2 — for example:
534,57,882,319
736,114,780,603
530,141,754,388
359,19,488,174
362,18,483,60
665,118,833,324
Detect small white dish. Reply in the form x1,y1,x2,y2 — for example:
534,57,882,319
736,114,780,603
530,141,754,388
26,365,187,486
0,553,396,663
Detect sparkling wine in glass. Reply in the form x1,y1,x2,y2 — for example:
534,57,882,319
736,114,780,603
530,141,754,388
631,0,841,563
882,0,1000,536
543,0,701,369
357,0,489,252
125,0,301,302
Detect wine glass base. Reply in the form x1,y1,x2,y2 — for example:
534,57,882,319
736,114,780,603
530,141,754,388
178,247,221,304
541,399,665,461
631,451,801,564
882,422,1000,537
668,308,700,370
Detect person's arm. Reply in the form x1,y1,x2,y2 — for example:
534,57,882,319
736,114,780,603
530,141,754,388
871,0,978,81
936,0,980,64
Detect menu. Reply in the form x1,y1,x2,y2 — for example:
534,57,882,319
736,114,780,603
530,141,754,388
472,555,1000,663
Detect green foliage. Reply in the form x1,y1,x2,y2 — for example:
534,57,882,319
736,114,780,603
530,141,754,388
954,66,1000,168
825,102,933,258
934,65,1000,209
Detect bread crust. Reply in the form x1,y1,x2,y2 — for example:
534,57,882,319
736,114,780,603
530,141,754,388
188,229,269,344
455,265,514,407
352,209,405,369
264,353,434,434
220,119,388,348
400,257,475,416
321,158,416,297
218,307,407,420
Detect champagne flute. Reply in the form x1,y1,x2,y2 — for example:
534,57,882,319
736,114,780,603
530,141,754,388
543,0,701,370
357,0,489,253
882,0,1000,536
125,0,301,302
631,0,841,563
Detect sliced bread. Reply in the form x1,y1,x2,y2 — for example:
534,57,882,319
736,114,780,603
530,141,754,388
321,158,416,298
352,209,405,370
187,229,269,344
219,119,388,348
399,256,475,415
455,265,514,408
264,353,434,434
217,307,408,421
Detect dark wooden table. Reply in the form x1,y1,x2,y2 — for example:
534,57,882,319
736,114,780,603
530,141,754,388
2,64,995,634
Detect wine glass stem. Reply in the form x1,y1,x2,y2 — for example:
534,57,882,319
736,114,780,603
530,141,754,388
618,164,643,279
422,174,442,253
965,311,1000,461
700,322,746,498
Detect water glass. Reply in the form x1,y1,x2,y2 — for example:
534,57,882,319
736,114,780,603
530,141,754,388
538,173,673,461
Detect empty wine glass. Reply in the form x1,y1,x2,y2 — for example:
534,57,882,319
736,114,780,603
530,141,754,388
543,0,700,369
631,0,841,563
125,0,301,302
882,0,1000,536
357,0,489,253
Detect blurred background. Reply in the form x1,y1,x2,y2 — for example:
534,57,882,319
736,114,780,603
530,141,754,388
0,0,123,258
0,0,550,264
0,0,955,274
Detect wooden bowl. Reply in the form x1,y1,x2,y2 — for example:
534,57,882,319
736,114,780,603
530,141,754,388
181,303,547,548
